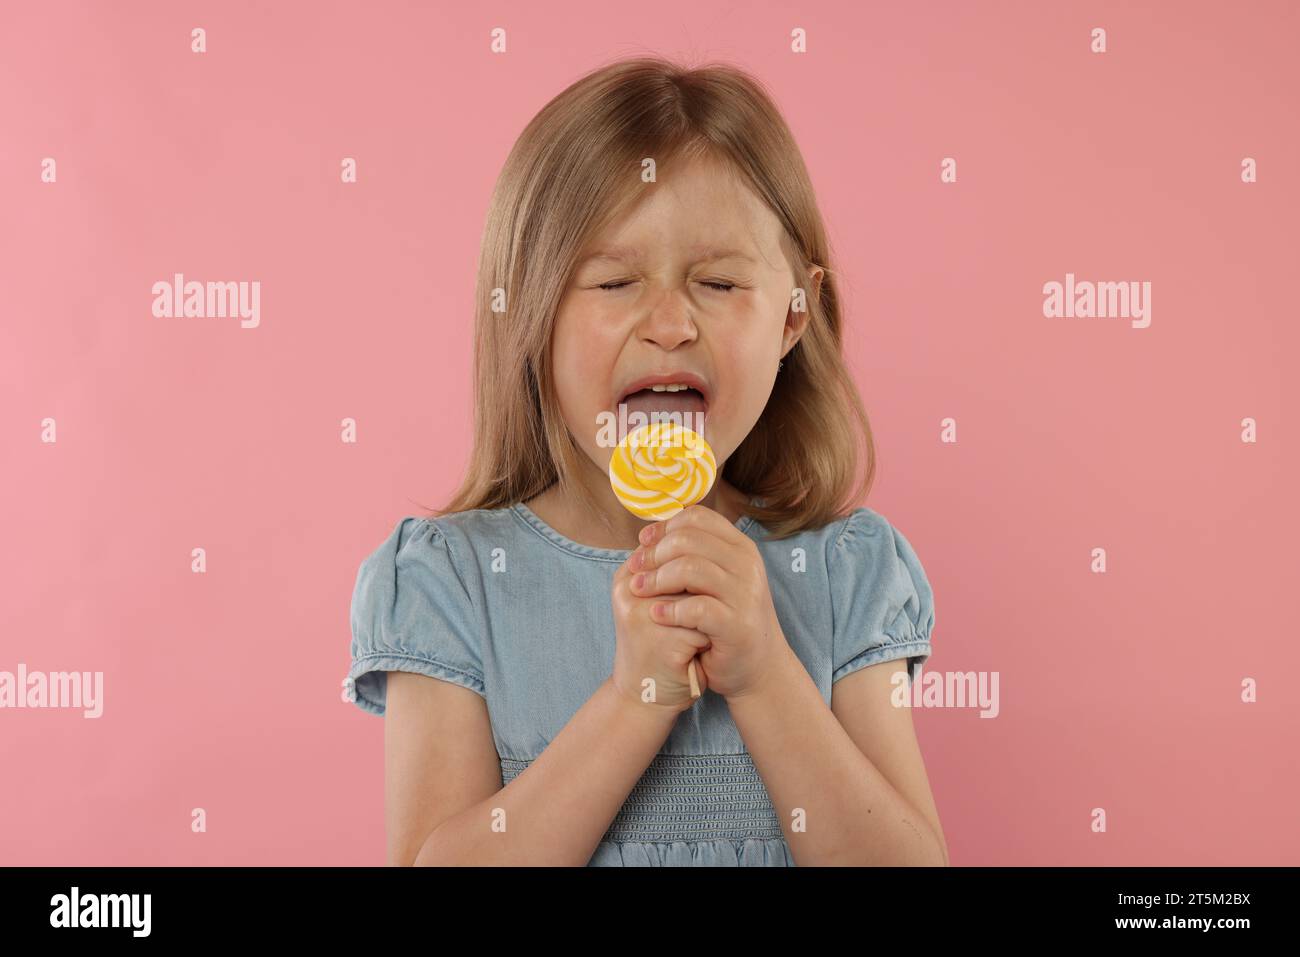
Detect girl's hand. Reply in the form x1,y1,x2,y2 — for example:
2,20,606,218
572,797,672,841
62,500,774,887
628,504,788,700
610,543,712,716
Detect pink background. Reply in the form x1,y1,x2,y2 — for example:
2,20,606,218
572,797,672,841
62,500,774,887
2,0,1296,865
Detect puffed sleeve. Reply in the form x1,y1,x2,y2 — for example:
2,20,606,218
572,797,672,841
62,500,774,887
827,508,935,685
346,516,485,715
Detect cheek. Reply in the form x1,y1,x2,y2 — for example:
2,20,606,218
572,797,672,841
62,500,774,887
717,327,778,382
709,319,780,417
553,304,596,374
551,307,619,420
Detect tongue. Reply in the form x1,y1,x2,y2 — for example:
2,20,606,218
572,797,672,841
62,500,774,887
622,389,707,431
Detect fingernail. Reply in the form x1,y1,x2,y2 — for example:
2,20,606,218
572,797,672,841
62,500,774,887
633,573,645,589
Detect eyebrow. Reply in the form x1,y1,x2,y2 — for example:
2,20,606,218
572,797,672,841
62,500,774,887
578,245,758,266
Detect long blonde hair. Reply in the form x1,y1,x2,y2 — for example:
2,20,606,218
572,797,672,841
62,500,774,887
429,55,875,539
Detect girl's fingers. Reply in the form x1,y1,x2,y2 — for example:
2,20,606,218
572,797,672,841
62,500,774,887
639,524,739,578
640,593,711,649
640,504,754,552
613,545,639,584
651,594,729,637
632,554,730,603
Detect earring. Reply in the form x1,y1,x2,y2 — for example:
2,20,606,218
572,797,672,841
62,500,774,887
778,360,784,371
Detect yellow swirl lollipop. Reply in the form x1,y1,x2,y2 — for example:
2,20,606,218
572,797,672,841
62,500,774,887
608,421,717,520
610,421,716,698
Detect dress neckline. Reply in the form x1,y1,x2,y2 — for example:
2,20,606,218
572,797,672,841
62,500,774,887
510,499,761,562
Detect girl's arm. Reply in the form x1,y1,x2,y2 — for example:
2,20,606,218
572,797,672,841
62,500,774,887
384,670,678,866
726,649,950,866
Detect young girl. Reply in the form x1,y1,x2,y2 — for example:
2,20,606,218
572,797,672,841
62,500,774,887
346,56,947,867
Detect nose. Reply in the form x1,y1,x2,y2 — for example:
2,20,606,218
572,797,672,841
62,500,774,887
636,289,699,351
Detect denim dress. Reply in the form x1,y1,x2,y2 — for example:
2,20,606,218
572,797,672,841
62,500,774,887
346,500,935,866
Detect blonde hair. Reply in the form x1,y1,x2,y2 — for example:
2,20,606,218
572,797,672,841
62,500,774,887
428,55,875,539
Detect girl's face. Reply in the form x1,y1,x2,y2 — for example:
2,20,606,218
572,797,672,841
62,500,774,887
551,154,820,498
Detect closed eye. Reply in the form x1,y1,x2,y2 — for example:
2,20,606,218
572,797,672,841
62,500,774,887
596,280,735,292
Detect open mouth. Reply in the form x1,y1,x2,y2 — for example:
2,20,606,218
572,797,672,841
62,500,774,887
616,381,709,428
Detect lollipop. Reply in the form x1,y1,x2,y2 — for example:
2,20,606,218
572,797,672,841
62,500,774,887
609,421,717,697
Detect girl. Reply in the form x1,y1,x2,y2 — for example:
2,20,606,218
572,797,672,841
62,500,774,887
347,56,947,867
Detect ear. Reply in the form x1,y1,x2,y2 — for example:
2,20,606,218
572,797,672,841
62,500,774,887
782,264,823,356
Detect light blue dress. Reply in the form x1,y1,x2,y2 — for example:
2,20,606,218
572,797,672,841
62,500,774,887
346,499,935,866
